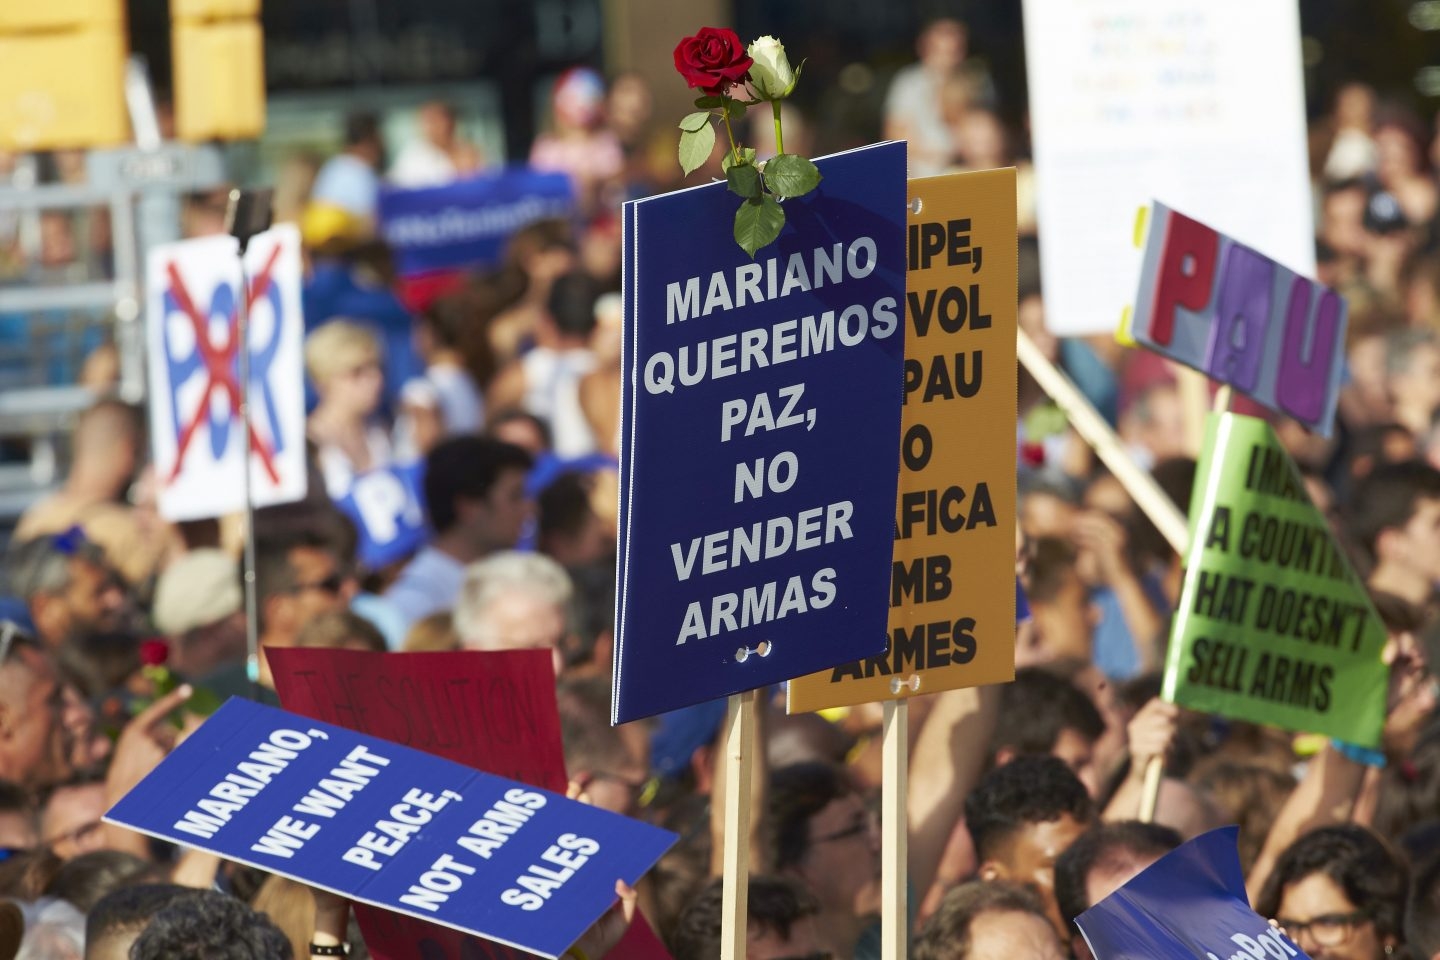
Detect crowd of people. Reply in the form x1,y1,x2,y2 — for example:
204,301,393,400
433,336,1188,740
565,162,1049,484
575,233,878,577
0,13,1439,960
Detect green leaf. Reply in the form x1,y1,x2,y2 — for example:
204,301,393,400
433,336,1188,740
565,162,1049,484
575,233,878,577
724,98,746,121
678,122,716,176
763,154,823,198
186,685,224,718
726,163,762,199
678,111,712,133
734,195,785,258
694,95,724,109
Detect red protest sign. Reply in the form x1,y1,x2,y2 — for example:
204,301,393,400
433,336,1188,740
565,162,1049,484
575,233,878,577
268,648,670,960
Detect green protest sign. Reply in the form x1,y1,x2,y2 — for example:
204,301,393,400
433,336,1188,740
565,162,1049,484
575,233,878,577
1162,413,1387,748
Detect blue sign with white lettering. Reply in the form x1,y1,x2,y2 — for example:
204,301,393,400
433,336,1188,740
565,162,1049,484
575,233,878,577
333,462,428,570
1077,827,1312,960
105,699,675,959
379,170,574,277
612,142,908,723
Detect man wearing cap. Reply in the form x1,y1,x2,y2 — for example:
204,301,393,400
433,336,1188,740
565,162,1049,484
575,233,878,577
151,550,246,680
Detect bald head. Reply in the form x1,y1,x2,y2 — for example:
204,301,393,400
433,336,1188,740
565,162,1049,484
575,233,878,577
72,400,141,492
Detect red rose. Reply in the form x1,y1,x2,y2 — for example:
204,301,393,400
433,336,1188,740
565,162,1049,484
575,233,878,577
1020,441,1046,468
139,639,170,667
673,27,753,95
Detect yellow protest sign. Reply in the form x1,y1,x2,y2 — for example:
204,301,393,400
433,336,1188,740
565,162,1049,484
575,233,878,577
787,168,1017,713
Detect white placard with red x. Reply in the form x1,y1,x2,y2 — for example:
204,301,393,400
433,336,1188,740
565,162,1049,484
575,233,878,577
146,224,308,521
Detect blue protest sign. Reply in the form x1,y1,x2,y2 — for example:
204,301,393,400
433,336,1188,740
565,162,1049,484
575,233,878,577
333,462,429,570
611,141,907,723
379,170,574,277
1077,826,1311,960
105,699,676,959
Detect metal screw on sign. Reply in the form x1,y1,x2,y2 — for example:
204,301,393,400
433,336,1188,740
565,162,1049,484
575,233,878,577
909,197,924,215
890,674,921,696
734,640,774,663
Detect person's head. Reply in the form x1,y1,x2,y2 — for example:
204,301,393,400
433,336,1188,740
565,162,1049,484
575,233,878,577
558,677,648,816
417,100,457,148
305,321,384,418
965,755,1095,936
671,875,827,960
1406,853,1440,960
545,270,599,345
915,881,1065,960
254,531,351,645
1257,825,1409,960
46,849,153,912
538,471,610,568
769,763,880,924
487,409,553,458
993,668,1105,795
1053,821,1182,951
0,625,94,791
423,437,534,550
0,779,36,853
1026,538,1097,661
342,112,383,168
151,549,246,678
504,219,577,290
1193,763,1296,873
294,610,386,653
128,888,293,959
8,532,129,646
401,612,458,652
70,399,143,495
38,773,106,861
1348,460,1440,583
1387,329,1440,416
1322,178,1370,258
1374,109,1428,185
454,551,572,672
917,17,967,72
1122,383,1187,464
83,884,191,960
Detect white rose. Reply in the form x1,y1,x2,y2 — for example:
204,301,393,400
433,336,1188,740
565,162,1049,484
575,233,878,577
747,36,796,100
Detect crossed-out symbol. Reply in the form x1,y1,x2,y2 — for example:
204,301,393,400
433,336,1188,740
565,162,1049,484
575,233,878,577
162,244,284,485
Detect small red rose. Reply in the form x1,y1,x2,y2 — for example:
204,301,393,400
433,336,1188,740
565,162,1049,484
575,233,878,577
673,27,753,95
1020,441,1046,468
139,639,170,667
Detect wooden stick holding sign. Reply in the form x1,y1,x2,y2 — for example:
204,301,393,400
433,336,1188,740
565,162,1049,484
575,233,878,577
1139,384,1233,823
720,689,756,960
881,697,909,960
1017,329,1189,554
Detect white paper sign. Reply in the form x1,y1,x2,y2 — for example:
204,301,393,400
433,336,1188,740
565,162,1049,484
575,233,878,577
1023,0,1315,335
146,224,308,520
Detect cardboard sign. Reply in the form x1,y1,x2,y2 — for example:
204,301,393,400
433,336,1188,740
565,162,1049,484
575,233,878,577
1130,202,1347,436
612,142,908,723
379,170,574,278
787,169,1017,713
1078,827,1312,960
268,648,568,794
1163,414,1387,747
105,698,675,960
1023,0,1313,335
332,462,429,570
146,224,308,521
269,649,672,960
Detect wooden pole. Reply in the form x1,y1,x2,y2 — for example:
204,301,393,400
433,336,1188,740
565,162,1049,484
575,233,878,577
720,689,756,960
880,698,909,960
1017,329,1189,554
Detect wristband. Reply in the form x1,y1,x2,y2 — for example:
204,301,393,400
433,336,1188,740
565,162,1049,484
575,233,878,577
1332,740,1387,768
308,943,348,957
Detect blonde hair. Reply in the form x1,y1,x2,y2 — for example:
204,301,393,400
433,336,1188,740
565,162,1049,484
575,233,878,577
403,611,460,652
304,320,380,386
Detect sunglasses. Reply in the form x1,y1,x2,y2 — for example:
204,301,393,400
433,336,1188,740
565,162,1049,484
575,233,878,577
289,573,346,596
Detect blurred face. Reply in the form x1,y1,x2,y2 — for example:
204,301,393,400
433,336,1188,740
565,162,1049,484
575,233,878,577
1346,335,1389,406
468,467,533,551
0,649,94,790
1085,851,1164,909
54,557,129,640
269,547,350,640
1322,188,1368,257
1393,345,1440,413
969,909,1066,960
920,20,966,71
1031,575,1096,661
985,814,1089,937
324,354,384,418
795,794,880,920
41,781,107,860
1275,873,1387,960
1383,496,1440,584
463,591,567,676
1051,728,1099,797
1374,126,1418,184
